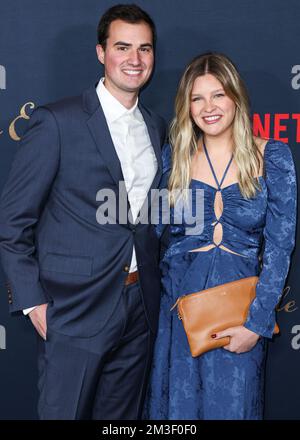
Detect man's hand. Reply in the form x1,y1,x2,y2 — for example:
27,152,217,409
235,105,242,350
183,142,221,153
29,303,48,340
212,326,260,354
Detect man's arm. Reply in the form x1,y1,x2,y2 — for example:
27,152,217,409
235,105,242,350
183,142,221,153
0,106,60,313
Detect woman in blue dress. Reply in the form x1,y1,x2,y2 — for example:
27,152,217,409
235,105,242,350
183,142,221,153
144,52,297,420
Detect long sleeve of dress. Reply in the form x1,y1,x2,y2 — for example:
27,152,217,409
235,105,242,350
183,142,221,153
244,140,297,338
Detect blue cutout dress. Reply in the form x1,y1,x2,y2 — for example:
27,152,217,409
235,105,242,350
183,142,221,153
144,139,297,420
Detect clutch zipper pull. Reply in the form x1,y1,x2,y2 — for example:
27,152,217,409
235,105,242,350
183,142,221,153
170,297,180,311
170,296,184,320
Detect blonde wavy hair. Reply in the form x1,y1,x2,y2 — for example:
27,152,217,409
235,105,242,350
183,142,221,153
169,52,262,205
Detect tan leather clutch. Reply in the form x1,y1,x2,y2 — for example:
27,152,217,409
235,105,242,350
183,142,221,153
171,276,280,357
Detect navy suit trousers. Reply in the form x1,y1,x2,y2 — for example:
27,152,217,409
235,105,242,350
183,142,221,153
37,281,155,420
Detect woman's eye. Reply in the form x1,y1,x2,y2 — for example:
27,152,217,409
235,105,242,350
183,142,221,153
191,97,202,102
214,93,225,98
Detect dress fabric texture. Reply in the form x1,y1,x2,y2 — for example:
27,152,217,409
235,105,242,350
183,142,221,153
143,139,297,420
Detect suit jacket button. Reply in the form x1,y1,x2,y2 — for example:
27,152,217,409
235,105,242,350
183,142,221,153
124,265,129,272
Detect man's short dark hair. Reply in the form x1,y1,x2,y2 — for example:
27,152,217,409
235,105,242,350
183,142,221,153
97,4,156,49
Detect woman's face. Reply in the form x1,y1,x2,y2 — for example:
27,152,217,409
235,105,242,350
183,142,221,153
190,73,236,138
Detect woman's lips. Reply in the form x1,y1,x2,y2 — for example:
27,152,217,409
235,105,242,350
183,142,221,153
202,115,222,124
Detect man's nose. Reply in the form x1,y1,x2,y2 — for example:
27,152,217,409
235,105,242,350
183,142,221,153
128,50,142,65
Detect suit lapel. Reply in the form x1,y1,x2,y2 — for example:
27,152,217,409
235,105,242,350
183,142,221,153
138,104,163,222
83,85,164,225
84,86,125,185
139,104,163,192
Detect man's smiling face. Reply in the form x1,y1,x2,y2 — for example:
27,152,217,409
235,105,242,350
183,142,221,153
96,19,154,103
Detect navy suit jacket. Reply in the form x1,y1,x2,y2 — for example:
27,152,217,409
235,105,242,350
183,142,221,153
0,85,166,337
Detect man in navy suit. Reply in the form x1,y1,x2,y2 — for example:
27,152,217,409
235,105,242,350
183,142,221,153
0,4,166,419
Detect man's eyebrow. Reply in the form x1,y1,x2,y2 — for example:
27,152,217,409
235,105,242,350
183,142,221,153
114,41,131,47
140,43,153,48
113,42,153,48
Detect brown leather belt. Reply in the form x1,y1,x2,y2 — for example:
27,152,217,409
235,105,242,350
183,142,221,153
125,270,139,286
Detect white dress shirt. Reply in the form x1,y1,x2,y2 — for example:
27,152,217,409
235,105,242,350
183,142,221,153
23,78,157,315
96,78,157,271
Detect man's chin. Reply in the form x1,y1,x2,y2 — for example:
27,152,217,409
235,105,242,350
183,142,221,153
122,83,146,93
121,75,150,89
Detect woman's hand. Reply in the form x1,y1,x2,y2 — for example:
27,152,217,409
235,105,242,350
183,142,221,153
212,326,260,354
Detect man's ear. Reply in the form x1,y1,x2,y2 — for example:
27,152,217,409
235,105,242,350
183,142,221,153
96,44,105,65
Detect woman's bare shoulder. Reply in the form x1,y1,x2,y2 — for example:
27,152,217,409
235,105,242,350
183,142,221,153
253,136,269,156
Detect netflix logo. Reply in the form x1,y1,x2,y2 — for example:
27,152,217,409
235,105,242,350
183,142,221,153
253,113,300,144
250,66,300,144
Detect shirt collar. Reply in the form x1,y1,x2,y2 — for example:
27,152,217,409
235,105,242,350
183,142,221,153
96,77,140,124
